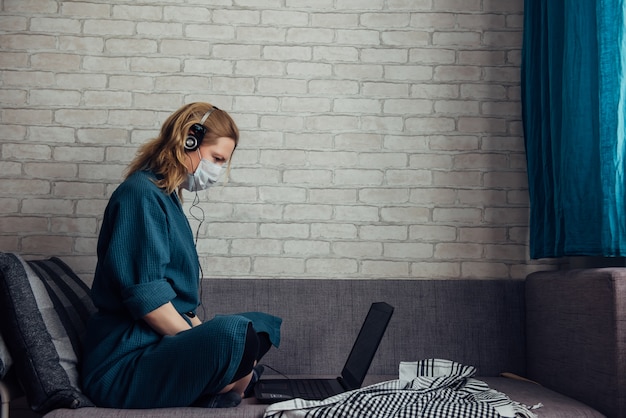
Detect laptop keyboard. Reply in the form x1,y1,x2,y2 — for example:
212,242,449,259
294,379,336,399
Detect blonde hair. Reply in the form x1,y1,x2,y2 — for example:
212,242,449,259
125,102,239,197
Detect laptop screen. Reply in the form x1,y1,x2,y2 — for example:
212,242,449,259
340,302,394,389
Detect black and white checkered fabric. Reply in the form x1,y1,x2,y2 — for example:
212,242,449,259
263,359,539,418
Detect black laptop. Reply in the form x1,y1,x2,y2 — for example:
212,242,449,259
254,302,394,403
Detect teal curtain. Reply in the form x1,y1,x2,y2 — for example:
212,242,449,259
522,0,626,258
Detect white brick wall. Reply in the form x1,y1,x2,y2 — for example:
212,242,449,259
0,0,555,282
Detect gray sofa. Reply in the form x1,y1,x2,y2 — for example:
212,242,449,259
2,260,625,417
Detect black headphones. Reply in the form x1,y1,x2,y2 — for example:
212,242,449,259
184,106,218,152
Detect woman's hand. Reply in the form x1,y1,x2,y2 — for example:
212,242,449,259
143,302,194,336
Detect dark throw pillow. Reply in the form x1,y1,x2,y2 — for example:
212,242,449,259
0,252,96,413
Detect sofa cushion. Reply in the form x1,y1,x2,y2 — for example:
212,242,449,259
0,252,96,414
41,377,605,418
483,377,605,418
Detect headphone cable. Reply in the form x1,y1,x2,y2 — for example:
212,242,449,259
188,190,206,318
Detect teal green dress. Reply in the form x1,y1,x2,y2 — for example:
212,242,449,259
81,170,281,408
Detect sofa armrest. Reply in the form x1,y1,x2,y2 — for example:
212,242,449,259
526,268,626,418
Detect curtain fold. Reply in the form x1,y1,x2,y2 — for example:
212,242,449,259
522,0,626,258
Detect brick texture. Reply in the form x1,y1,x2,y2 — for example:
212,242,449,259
0,0,555,282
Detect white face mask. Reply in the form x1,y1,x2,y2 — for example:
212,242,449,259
181,158,224,192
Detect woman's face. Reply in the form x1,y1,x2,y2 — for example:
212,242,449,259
185,136,236,174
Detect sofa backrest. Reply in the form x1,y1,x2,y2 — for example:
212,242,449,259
200,278,526,378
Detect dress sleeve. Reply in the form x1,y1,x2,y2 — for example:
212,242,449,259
100,182,177,319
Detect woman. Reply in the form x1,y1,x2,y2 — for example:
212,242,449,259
81,102,281,409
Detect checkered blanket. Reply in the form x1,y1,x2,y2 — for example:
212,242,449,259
263,359,540,418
